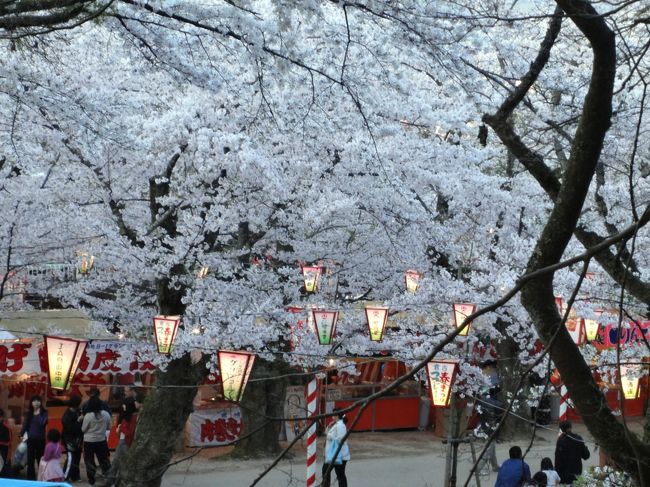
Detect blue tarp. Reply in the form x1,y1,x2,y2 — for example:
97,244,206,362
0,480,72,487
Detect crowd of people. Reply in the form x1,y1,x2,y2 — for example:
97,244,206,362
0,387,140,485
493,421,590,487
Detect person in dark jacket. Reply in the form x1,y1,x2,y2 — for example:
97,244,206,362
62,395,84,482
0,408,12,477
20,395,48,480
554,421,590,484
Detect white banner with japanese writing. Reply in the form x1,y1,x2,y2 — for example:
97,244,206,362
187,407,243,447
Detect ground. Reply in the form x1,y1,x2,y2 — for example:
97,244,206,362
158,420,633,487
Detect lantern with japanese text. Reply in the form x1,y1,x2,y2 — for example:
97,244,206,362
76,251,94,276
404,269,422,293
153,315,181,354
426,360,458,407
43,336,88,391
584,315,601,342
453,303,476,337
620,364,642,400
218,350,256,402
302,265,322,293
365,306,389,342
311,309,339,345
555,296,565,315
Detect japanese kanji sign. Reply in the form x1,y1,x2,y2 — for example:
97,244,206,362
218,350,255,402
153,315,181,354
187,407,242,446
426,360,458,407
311,310,339,345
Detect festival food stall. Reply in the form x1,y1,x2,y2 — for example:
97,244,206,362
0,310,156,452
323,359,426,432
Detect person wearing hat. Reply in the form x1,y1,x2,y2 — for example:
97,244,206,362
554,420,589,484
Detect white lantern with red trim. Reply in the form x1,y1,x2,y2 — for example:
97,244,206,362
566,313,585,345
44,336,88,391
153,315,181,354
218,350,256,402
620,364,642,400
583,318,600,342
365,306,389,342
404,269,422,293
302,265,322,293
311,309,339,345
426,360,458,407
453,303,476,337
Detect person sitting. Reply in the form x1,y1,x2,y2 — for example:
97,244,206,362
494,445,531,487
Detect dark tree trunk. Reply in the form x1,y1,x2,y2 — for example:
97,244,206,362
231,359,289,458
494,333,530,438
116,354,208,487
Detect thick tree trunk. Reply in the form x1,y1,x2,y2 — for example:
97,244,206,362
231,359,288,458
116,353,208,487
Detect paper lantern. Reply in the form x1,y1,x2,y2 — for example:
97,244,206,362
153,315,181,354
453,303,476,337
302,265,322,293
426,360,458,407
44,336,88,391
77,251,94,276
620,364,641,400
405,270,422,293
555,296,565,315
197,266,209,279
218,350,256,402
311,309,339,345
583,318,600,342
365,306,389,342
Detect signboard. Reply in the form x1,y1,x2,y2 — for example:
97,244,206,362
284,385,308,442
187,407,242,447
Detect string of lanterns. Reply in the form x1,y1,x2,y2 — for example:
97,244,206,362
41,262,642,407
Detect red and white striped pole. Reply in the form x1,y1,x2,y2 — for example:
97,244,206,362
306,378,318,487
559,384,570,421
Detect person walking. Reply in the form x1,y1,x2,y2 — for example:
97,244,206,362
322,409,349,487
62,395,84,482
554,420,589,485
20,395,48,480
494,445,531,487
82,396,112,485
476,393,503,475
539,457,560,487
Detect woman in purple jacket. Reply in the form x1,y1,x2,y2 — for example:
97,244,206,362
20,395,48,480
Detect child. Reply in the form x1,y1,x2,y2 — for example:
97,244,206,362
38,429,65,482
541,457,561,487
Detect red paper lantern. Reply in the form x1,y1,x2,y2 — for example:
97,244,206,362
43,336,88,391
153,315,181,354
365,306,389,342
426,360,458,407
218,350,256,402
453,303,476,337
311,309,339,345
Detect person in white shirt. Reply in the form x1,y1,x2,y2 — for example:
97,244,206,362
81,396,112,485
540,457,561,487
322,409,349,487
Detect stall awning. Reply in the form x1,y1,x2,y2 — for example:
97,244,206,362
0,310,112,340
